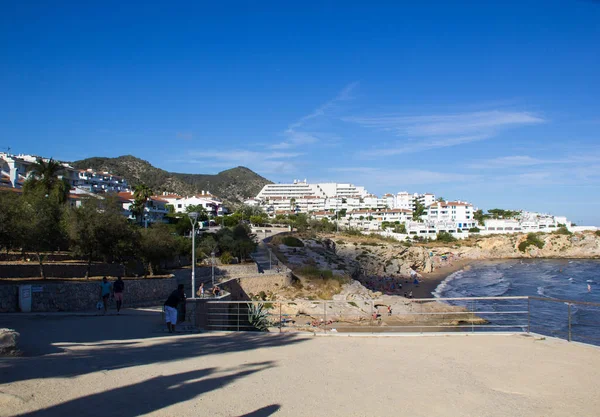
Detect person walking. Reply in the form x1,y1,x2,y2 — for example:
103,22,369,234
113,276,125,314
99,277,112,315
164,284,185,333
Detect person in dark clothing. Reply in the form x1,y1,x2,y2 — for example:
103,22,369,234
164,284,185,333
113,276,125,314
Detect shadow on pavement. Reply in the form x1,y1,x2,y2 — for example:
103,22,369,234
0,330,307,385
238,404,282,417
15,362,274,417
0,310,308,387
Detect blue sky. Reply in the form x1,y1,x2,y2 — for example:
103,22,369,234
1,1,599,224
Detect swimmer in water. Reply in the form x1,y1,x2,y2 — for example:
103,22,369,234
588,284,592,293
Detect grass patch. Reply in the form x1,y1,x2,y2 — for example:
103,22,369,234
295,266,333,279
348,301,358,308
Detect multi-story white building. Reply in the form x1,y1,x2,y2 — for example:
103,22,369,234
394,192,436,211
1,152,131,194
118,192,169,225
161,191,226,216
425,201,478,231
256,179,369,200
75,169,130,193
482,211,572,233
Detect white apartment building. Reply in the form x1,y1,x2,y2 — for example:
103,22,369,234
161,191,226,216
1,152,131,194
75,169,130,193
394,192,436,211
425,201,478,230
482,211,572,233
119,192,169,225
256,179,369,200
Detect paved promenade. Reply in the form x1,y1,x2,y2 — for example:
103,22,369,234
1,311,599,416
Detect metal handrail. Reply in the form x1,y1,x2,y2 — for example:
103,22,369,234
529,296,600,307
193,295,599,346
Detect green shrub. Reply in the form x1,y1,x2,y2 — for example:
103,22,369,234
436,231,457,243
220,251,233,264
596,230,600,237
518,233,546,252
282,236,304,247
553,226,572,236
469,227,481,233
247,303,270,331
348,301,358,308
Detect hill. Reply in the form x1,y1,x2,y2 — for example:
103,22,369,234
71,155,272,204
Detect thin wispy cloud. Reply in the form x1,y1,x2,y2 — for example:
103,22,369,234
469,153,600,169
345,110,545,156
181,150,303,174
270,81,359,150
330,167,480,186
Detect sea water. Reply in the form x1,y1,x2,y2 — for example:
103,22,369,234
433,259,600,344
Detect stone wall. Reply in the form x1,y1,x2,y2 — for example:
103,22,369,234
0,263,128,279
221,273,292,301
0,277,177,313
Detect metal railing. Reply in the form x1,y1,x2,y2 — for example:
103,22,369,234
198,296,600,345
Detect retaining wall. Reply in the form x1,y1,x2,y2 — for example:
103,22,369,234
0,277,177,313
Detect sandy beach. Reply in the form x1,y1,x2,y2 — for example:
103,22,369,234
410,258,473,298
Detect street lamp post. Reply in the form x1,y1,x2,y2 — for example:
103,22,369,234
268,248,272,270
211,251,216,287
189,212,199,299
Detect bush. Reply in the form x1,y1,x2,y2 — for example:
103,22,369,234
220,251,233,264
469,227,481,233
282,236,304,247
553,226,572,236
596,230,600,237
436,231,457,243
518,233,546,252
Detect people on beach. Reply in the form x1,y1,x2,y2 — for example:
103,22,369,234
197,282,204,298
113,276,125,314
409,291,413,299
99,276,112,315
387,305,392,316
164,284,185,333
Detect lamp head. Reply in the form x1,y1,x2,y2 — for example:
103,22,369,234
189,212,199,220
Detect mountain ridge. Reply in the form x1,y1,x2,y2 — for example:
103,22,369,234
71,155,272,204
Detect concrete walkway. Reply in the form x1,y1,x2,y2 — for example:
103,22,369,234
1,312,599,416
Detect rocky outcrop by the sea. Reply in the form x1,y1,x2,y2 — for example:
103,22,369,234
332,231,600,276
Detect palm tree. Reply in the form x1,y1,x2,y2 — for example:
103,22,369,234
24,158,70,203
132,184,153,226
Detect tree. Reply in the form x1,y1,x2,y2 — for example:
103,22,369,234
20,188,67,278
436,197,445,202
396,223,407,234
24,158,70,204
185,204,209,221
413,200,426,221
0,192,25,254
131,184,153,226
473,209,487,226
65,196,136,277
138,224,178,275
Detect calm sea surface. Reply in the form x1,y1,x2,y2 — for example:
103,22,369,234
433,259,600,344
